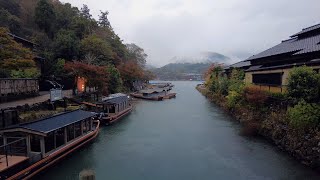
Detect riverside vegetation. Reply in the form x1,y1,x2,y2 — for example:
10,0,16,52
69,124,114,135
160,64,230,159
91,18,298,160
197,65,320,169
0,0,154,95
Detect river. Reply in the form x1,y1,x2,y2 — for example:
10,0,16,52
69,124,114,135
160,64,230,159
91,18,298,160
36,81,319,180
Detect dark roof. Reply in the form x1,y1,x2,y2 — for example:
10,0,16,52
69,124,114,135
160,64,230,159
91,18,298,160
8,33,38,47
247,24,320,61
224,60,251,70
245,58,320,72
290,23,320,37
17,110,95,134
99,96,128,105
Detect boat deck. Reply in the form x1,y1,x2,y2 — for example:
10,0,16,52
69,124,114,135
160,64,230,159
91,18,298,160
0,155,29,172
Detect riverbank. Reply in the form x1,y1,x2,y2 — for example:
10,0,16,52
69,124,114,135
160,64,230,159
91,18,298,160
196,84,320,170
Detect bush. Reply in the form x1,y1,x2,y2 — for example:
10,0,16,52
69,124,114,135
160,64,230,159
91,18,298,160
268,92,287,100
287,101,320,130
287,66,320,103
226,91,243,108
244,86,268,106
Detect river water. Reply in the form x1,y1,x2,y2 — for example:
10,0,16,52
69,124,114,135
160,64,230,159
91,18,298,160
37,81,319,180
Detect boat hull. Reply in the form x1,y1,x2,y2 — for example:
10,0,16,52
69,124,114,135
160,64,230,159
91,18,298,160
7,121,100,180
130,93,163,101
162,93,177,99
102,106,133,125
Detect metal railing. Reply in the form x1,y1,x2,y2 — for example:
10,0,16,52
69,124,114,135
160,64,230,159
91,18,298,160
0,137,27,168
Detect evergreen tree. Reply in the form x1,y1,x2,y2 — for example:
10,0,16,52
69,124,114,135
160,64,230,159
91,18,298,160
99,11,111,28
34,0,55,35
80,4,92,19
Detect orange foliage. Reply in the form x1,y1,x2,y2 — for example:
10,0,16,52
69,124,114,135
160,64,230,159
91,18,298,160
244,86,268,106
64,61,109,94
117,60,144,80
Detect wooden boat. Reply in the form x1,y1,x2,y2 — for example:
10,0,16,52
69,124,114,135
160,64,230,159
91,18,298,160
162,93,177,99
130,92,163,101
0,110,100,180
82,93,132,125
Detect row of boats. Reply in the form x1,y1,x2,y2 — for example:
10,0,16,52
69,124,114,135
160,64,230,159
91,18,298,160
131,82,176,101
0,83,176,179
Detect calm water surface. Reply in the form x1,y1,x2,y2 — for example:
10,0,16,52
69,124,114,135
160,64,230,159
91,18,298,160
37,81,319,180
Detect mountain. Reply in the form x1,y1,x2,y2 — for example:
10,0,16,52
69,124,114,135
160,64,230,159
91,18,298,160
172,51,231,64
151,52,231,81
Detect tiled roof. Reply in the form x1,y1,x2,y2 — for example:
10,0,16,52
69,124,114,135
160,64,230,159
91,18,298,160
19,110,95,134
247,33,320,61
224,60,251,70
290,23,320,37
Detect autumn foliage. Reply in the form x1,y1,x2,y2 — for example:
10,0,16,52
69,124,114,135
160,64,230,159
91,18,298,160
0,27,39,78
244,86,268,106
64,61,109,94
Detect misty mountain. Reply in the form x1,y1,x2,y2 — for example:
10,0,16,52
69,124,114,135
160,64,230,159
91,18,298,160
151,52,231,80
171,51,231,64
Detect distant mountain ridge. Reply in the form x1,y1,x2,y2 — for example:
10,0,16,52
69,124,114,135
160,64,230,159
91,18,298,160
171,51,231,64
151,52,231,80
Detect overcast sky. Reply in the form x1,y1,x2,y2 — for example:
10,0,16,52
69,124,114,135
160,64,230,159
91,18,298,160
61,0,320,67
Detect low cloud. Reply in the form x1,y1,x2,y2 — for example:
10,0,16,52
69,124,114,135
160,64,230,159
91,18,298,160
62,0,320,67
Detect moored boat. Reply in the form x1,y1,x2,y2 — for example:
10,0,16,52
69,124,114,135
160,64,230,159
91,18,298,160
82,93,132,125
0,110,100,180
130,92,163,101
131,86,176,101
162,92,177,99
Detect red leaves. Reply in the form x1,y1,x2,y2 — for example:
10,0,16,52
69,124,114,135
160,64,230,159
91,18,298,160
64,61,109,94
117,60,144,81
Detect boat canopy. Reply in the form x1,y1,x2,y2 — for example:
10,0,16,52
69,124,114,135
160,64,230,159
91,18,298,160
99,94,129,105
0,110,95,136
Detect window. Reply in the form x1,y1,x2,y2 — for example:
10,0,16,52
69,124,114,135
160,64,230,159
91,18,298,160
252,73,282,86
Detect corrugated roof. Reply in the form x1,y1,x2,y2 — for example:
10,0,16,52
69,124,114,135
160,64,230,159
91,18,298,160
19,110,95,134
247,34,320,61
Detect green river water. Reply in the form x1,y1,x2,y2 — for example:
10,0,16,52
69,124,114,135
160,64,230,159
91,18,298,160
36,81,319,180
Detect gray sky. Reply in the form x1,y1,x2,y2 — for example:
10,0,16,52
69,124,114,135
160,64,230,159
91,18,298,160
61,0,320,67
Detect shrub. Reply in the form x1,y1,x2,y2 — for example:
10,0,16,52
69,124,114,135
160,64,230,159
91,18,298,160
268,92,287,100
244,86,268,106
287,66,320,103
287,101,320,130
226,91,243,108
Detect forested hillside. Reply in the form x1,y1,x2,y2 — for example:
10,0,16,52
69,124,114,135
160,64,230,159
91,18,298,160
0,0,153,94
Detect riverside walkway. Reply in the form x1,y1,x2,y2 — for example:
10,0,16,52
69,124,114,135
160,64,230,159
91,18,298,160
0,90,73,109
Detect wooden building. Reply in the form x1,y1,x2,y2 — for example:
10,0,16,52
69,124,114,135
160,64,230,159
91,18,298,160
0,110,99,179
242,23,320,93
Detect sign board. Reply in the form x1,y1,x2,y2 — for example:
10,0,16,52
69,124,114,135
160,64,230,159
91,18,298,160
50,88,63,102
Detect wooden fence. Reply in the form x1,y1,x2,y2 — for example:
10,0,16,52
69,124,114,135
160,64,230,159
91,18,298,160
0,78,39,102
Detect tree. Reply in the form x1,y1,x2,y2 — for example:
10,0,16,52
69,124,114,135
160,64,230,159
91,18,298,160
126,43,147,67
80,4,92,20
34,0,56,35
80,35,114,65
53,2,79,31
106,65,123,93
53,29,80,60
287,66,320,103
0,9,21,34
117,60,144,89
0,27,39,78
99,11,111,28
64,61,109,95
